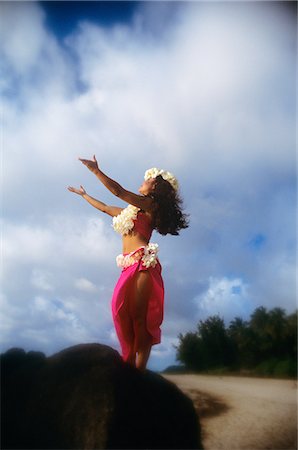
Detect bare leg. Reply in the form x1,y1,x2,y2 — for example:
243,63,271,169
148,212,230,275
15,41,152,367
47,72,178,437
117,300,136,367
130,271,153,371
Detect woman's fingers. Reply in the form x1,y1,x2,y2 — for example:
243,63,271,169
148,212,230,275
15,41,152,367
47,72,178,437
78,156,98,174
79,158,92,168
67,186,82,195
68,186,77,193
79,156,98,165
78,157,90,165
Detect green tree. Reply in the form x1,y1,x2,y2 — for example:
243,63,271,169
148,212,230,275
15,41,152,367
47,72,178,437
250,306,269,331
176,332,203,371
175,307,297,376
228,317,249,367
249,306,271,362
198,315,233,368
285,310,297,359
266,307,287,358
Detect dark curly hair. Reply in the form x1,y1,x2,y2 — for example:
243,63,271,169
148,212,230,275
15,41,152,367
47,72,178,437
149,175,189,235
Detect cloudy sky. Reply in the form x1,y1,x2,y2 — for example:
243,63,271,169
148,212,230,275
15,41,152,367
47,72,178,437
1,1,296,371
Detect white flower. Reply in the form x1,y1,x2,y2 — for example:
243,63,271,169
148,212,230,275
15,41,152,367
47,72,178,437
116,244,159,269
112,204,140,235
141,243,159,268
144,167,179,191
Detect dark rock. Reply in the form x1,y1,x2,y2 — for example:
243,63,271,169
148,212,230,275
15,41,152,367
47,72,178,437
1,343,203,449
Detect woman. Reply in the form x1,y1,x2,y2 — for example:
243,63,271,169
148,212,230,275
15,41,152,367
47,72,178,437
68,156,188,371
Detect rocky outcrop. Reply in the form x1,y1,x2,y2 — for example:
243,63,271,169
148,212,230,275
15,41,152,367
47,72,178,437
1,343,203,449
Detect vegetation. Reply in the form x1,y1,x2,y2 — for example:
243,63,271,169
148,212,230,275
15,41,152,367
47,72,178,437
175,307,297,378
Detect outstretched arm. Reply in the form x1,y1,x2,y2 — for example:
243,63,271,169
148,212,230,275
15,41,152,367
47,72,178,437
67,185,123,217
79,155,154,212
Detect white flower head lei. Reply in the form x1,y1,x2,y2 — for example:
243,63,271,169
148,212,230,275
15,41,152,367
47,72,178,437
112,167,178,236
144,167,179,191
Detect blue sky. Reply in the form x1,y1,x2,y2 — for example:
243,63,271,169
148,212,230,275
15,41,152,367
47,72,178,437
42,1,137,37
1,1,296,371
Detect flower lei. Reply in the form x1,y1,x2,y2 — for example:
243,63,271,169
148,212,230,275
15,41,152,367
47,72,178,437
144,167,179,191
112,204,140,235
116,243,159,269
142,243,159,268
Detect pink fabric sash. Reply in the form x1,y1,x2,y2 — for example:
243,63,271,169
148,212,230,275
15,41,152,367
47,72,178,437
111,248,164,362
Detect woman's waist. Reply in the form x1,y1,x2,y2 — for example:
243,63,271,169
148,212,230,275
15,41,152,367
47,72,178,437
116,243,159,269
122,235,150,254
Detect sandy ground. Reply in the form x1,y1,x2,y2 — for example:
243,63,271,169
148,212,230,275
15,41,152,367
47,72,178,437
162,374,297,450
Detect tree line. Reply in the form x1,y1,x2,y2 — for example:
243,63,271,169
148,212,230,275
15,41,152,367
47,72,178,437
175,307,297,377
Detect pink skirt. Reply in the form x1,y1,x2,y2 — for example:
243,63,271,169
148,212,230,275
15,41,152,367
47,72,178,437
111,252,164,362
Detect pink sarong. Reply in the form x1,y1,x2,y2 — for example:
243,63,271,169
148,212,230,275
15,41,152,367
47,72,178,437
111,248,164,362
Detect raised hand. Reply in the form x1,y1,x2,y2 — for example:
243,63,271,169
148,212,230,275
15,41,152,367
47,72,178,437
78,155,99,174
67,185,86,196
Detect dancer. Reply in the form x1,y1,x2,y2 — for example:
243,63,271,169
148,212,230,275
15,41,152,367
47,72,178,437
68,156,188,371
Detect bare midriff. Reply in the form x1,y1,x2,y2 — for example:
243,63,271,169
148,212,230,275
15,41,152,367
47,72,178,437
122,233,150,254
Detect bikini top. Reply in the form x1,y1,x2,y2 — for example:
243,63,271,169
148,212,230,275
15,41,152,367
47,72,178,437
133,212,153,241
112,204,153,241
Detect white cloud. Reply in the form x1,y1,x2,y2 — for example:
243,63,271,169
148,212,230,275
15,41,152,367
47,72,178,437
194,276,252,323
31,269,55,291
2,214,119,273
75,277,97,293
0,2,46,74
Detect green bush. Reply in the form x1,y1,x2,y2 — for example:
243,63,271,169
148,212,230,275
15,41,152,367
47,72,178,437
273,359,297,377
254,358,297,378
254,358,279,376
205,366,231,375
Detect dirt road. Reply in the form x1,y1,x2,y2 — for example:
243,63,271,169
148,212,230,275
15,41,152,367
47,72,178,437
162,374,297,450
